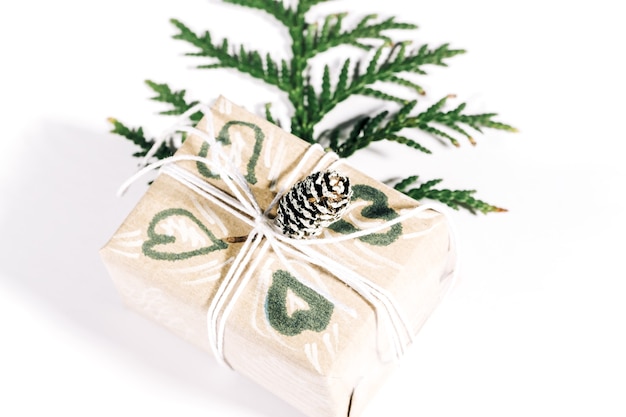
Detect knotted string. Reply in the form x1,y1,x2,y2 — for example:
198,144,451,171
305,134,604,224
119,102,458,368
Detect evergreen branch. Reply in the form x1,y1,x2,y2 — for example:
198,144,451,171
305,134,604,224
404,95,516,146
108,118,175,159
112,1,516,215
305,43,464,131
145,80,202,122
329,101,430,156
304,14,417,58
170,19,289,90
374,42,463,80
456,113,517,132
326,96,515,157
446,123,475,145
320,13,348,48
395,176,507,214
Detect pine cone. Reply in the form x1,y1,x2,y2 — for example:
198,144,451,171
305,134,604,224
275,170,352,239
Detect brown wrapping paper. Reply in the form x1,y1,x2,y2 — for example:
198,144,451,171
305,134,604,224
100,96,455,417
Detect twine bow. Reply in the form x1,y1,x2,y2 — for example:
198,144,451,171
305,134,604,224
119,103,456,369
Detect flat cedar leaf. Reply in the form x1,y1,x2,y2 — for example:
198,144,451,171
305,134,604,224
197,63,224,69
266,52,278,82
445,123,474,144
305,82,318,120
349,40,373,50
330,13,345,38
307,12,415,57
393,175,420,192
361,87,407,104
320,13,333,42
386,134,432,154
366,46,384,76
335,59,351,97
108,118,175,159
280,59,290,89
400,178,506,214
144,80,202,121
393,42,409,62
320,65,331,104
389,74,425,95
355,14,377,30
349,116,370,142
109,118,150,149
363,110,389,136
424,96,450,118
419,124,460,146
450,102,467,115
396,100,418,120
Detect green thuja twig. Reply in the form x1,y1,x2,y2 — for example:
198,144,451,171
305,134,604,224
326,96,517,157
144,80,203,121
394,176,507,214
110,0,516,214
170,15,467,142
108,119,159,158
108,80,203,158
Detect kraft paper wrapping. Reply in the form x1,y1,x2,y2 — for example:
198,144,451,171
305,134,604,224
100,96,456,417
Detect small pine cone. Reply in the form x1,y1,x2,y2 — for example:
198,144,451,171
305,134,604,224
275,170,352,239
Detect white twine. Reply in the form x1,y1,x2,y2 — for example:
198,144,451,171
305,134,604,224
120,102,458,369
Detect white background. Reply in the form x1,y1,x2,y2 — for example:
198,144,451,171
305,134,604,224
1,1,624,416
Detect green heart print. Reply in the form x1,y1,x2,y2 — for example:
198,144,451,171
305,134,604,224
265,270,334,336
142,208,228,261
328,184,402,246
196,120,264,184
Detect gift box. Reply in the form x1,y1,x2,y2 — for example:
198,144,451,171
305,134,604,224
100,96,456,417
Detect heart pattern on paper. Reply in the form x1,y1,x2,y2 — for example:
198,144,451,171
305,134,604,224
196,120,265,185
265,270,334,336
328,184,402,246
142,208,228,261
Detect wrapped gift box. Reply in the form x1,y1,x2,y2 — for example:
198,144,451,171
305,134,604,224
100,96,455,417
